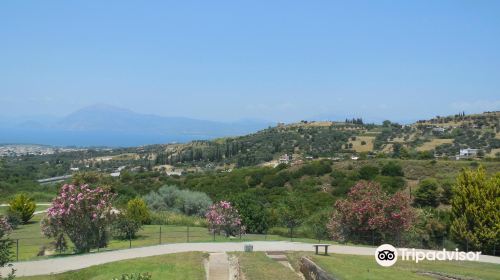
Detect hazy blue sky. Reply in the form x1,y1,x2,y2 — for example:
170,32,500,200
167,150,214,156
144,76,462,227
1,1,499,123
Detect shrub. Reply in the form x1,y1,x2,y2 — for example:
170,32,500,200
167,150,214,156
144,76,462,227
206,201,244,237
381,161,404,177
8,193,36,224
4,209,21,230
112,214,142,239
358,165,379,180
328,181,415,243
232,194,270,234
440,180,453,204
178,190,213,216
144,186,212,217
413,179,440,207
41,184,115,253
374,175,406,193
0,216,14,279
126,198,151,225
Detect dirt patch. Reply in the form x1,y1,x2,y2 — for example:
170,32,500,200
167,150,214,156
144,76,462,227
416,139,454,151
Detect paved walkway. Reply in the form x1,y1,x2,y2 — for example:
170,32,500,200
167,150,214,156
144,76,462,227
2,241,499,277
208,253,229,280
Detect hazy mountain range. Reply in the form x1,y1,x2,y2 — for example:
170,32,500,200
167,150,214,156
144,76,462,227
0,105,272,147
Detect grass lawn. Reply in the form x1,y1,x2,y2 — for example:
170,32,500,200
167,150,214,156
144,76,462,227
232,252,302,280
287,252,500,280
7,213,338,261
17,252,207,280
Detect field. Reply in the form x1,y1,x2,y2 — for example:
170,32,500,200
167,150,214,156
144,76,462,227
349,136,375,152
415,139,454,151
17,252,206,280
488,148,500,157
287,252,500,280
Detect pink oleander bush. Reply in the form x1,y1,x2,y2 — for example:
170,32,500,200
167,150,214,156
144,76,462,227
327,181,415,243
0,216,14,278
205,201,245,237
41,184,115,253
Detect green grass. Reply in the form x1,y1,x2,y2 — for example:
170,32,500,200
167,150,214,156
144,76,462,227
232,252,302,280
287,252,500,280
17,252,206,280
7,213,337,261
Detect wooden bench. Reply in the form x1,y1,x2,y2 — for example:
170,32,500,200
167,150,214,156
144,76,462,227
313,244,330,256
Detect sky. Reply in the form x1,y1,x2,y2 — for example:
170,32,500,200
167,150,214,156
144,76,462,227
1,1,499,123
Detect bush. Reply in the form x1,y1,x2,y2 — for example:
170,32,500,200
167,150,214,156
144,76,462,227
328,181,415,243
358,165,379,180
4,209,21,230
41,184,115,253
413,179,440,208
8,193,36,224
440,180,453,204
206,201,244,237
232,193,270,234
112,214,142,239
126,198,151,225
381,161,404,177
144,186,212,217
374,175,406,193
0,216,14,279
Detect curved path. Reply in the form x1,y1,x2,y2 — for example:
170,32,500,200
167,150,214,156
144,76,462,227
2,241,499,277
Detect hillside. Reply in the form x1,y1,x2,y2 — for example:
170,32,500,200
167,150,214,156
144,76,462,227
99,111,499,170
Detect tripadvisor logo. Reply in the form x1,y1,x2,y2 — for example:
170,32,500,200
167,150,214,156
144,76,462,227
375,244,398,267
375,244,482,267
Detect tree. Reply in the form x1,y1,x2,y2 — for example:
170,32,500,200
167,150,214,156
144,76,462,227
440,181,453,205
413,179,440,208
112,214,142,240
358,165,379,180
126,198,151,225
8,193,36,224
451,167,500,252
381,161,404,177
144,185,212,217
232,193,270,234
41,184,115,253
205,201,244,237
0,216,15,279
278,194,308,236
328,181,415,243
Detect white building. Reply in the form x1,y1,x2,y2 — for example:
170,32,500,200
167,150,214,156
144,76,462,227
278,154,291,164
456,148,481,160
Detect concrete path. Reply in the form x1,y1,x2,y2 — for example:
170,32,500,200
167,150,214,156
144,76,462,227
0,203,51,207
208,253,229,280
2,241,499,277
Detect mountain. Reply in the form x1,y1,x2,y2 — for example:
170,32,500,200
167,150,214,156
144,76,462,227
0,105,272,147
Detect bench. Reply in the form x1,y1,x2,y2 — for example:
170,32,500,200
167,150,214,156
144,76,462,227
313,244,330,256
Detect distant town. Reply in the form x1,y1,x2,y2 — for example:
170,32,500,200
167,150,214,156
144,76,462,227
0,144,88,157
